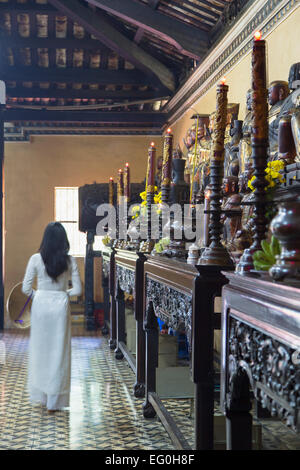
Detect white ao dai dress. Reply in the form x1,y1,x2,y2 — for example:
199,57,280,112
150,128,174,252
22,253,82,410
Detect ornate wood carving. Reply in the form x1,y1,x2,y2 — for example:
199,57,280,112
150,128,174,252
227,317,300,432
145,276,192,345
116,264,135,295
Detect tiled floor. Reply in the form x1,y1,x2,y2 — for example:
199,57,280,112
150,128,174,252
0,323,299,450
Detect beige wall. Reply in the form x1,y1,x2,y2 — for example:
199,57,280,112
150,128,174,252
4,134,163,326
171,6,300,147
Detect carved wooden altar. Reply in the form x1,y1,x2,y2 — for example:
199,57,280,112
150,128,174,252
142,255,231,450
114,248,147,397
221,272,300,450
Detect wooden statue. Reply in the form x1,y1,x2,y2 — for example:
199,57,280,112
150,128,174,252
221,176,243,257
238,89,252,175
224,120,243,177
269,64,300,162
268,80,290,161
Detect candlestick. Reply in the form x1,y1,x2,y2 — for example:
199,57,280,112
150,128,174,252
236,31,269,273
109,177,114,206
161,128,173,204
199,78,234,266
117,168,124,204
140,143,156,253
147,142,156,193
124,163,130,200
190,115,199,204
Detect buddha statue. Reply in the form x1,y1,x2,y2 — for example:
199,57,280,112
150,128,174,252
233,168,254,252
155,155,163,190
238,89,252,175
269,63,300,162
224,120,243,177
221,176,243,256
268,80,290,161
188,114,211,203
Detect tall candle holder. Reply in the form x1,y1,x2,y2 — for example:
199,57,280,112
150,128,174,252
124,162,130,201
140,142,156,253
198,79,234,267
115,168,125,248
161,128,173,205
109,177,114,206
236,31,269,274
160,128,173,240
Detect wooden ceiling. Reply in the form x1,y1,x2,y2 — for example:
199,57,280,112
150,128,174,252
0,0,239,131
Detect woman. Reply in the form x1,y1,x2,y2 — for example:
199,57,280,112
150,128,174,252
22,222,82,411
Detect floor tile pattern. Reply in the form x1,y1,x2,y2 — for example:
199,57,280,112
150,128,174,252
0,325,299,450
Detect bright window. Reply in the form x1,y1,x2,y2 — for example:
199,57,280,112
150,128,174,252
54,187,101,256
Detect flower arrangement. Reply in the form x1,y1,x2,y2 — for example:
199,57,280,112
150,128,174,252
248,160,285,221
131,187,162,220
248,160,285,191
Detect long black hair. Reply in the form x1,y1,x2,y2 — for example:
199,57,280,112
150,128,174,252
39,222,70,281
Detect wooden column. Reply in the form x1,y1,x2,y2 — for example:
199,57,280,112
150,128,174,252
0,104,4,330
142,301,159,419
84,231,96,330
114,282,126,360
133,252,147,398
109,249,117,350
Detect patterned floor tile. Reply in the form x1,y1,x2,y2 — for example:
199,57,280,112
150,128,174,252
0,325,299,450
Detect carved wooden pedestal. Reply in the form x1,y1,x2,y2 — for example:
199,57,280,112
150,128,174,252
143,256,230,450
115,249,147,398
221,273,300,450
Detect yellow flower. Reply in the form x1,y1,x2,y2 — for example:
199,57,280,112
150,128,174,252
139,191,146,200
132,205,140,214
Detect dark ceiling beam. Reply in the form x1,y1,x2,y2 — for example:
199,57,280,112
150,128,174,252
0,3,57,13
148,0,160,9
172,0,223,15
134,27,145,44
4,109,166,124
163,1,216,24
6,87,170,100
84,0,208,59
1,66,152,86
2,36,110,52
48,0,176,92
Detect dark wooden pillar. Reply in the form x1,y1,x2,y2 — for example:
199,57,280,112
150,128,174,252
142,301,158,419
101,265,110,336
109,249,117,350
0,104,4,330
225,367,252,450
133,253,146,398
115,282,125,360
192,266,230,450
84,230,95,331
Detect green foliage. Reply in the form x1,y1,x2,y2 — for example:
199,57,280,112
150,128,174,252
253,236,281,271
154,238,170,253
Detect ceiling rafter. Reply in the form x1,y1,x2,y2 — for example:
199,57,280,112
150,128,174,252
6,87,170,101
47,0,176,92
83,0,208,59
4,109,166,124
1,66,155,86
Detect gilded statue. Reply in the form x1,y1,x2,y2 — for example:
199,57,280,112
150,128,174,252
185,114,210,202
